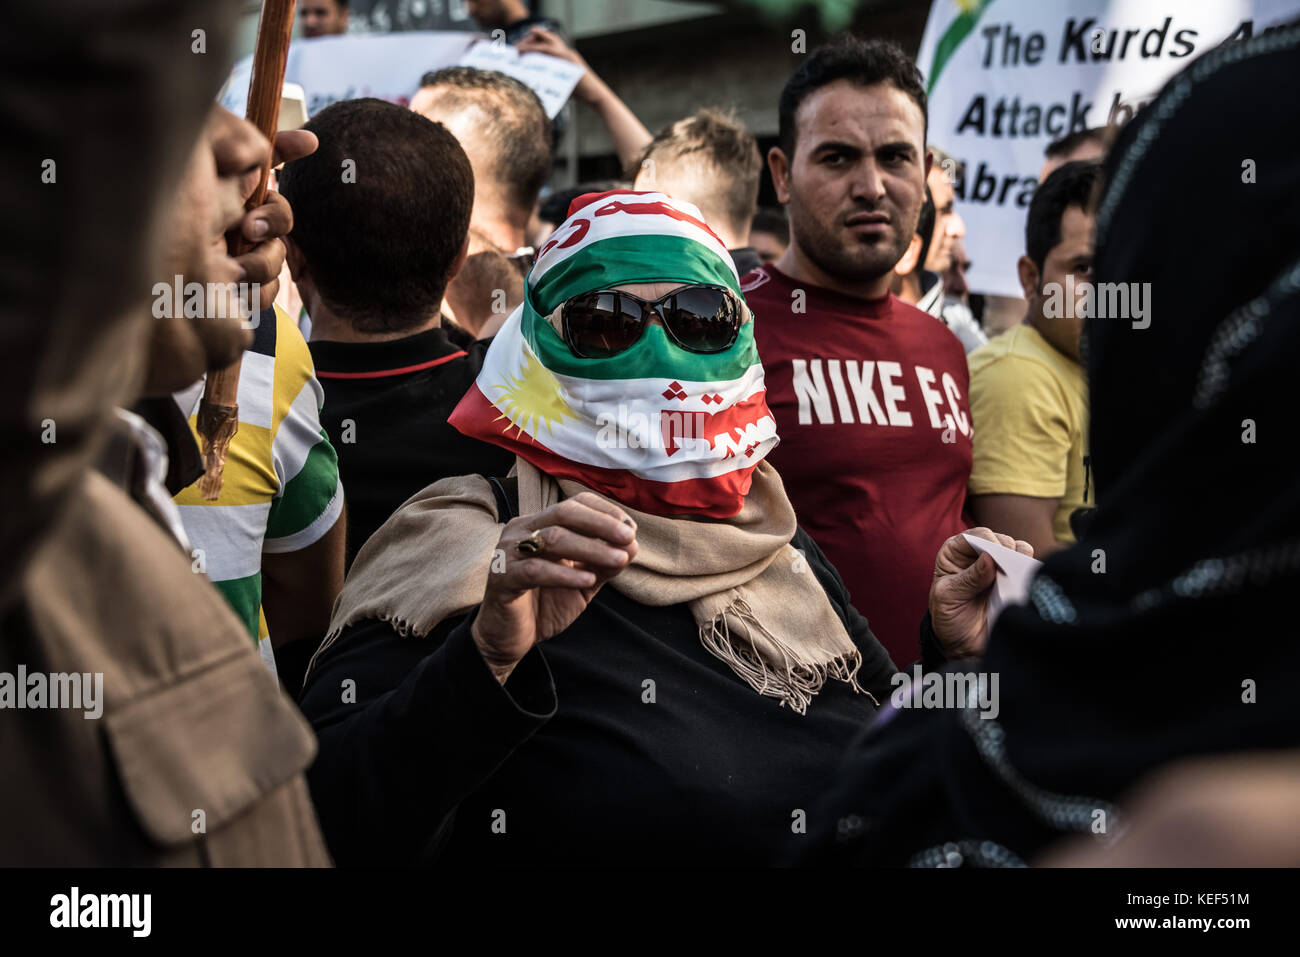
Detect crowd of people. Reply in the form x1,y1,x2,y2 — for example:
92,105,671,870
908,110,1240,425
2,0,1299,869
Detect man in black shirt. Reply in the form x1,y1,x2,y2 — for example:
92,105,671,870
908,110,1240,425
279,98,514,566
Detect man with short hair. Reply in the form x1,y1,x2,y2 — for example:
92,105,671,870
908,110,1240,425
1039,126,1108,182
966,160,1100,557
300,0,348,38
743,37,974,666
923,145,966,276
411,67,552,331
633,108,764,274
279,98,514,569
917,146,986,352
411,67,553,258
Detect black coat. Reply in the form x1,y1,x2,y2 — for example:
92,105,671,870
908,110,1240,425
299,526,897,866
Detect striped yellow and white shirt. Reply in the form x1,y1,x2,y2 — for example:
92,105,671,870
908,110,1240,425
173,304,343,672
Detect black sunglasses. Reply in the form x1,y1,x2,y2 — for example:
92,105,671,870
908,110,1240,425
548,283,746,359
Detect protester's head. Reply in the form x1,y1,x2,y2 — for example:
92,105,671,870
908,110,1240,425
278,98,473,336
300,0,348,38
410,67,551,249
750,207,789,263
1040,127,1108,182
448,189,777,518
632,109,762,250
924,145,966,273
144,104,271,394
465,0,529,32
1019,159,1101,362
942,237,970,302
444,227,525,339
769,37,930,289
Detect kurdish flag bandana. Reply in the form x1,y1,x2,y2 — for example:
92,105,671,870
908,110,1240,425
449,189,779,518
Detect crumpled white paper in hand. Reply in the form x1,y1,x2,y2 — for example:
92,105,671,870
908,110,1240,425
962,532,1044,631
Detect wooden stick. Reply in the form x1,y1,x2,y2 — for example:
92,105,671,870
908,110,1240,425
197,0,299,500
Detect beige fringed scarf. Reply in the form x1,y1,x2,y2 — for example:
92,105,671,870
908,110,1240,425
311,458,870,713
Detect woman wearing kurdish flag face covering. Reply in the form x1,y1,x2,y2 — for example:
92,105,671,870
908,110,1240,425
299,190,903,866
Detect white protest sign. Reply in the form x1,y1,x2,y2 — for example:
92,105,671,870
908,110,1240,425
961,532,1042,631
219,31,477,119
456,39,586,118
917,0,1300,297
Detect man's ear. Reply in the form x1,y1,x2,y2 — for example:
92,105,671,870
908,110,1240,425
1016,255,1040,301
896,232,923,276
767,146,791,204
923,146,934,183
448,232,470,285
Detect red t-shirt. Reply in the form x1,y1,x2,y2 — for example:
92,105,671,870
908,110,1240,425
743,263,972,666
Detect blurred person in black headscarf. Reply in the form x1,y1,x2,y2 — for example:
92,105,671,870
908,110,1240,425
801,22,1300,867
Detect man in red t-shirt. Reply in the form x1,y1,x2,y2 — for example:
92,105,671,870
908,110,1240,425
743,37,972,666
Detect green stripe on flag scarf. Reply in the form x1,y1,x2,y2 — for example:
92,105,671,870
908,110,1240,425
529,234,741,316
926,0,996,96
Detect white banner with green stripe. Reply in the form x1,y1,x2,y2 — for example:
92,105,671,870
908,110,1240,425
919,0,1300,297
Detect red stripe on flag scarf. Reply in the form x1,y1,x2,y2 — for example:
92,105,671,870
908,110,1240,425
448,382,757,518
557,189,729,251
565,187,647,218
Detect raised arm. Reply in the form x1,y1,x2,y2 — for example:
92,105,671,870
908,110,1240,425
516,26,652,174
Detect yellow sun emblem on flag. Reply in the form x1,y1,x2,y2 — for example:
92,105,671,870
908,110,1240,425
491,352,574,440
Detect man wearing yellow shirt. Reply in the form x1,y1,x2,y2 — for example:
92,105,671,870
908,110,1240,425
967,160,1101,556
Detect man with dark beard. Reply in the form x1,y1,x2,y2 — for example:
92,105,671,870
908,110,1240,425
742,38,972,668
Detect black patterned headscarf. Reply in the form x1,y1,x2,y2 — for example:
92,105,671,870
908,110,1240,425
806,23,1300,866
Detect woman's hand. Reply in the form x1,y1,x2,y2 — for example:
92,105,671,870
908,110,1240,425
929,527,1033,659
472,492,638,682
